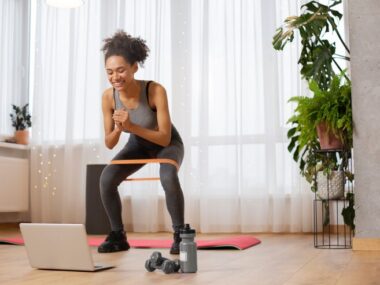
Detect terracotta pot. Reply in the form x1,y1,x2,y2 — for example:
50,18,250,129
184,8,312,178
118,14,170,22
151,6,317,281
316,122,343,150
15,130,29,145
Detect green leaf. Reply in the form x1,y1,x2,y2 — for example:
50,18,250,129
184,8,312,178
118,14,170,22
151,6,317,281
287,136,298,153
293,145,300,162
287,127,297,139
272,28,285,50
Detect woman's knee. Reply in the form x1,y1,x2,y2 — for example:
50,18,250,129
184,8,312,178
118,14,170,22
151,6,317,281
160,164,179,190
100,165,123,192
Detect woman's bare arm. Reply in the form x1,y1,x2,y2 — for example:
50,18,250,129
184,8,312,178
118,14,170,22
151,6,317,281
102,89,122,149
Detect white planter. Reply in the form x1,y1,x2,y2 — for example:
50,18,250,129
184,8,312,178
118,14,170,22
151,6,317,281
316,170,345,200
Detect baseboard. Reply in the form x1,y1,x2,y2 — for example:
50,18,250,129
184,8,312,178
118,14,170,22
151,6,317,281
0,222,20,230
325,225,351,234
353,238,380,250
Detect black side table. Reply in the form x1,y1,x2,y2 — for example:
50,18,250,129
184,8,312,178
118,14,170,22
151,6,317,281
313,149,354,249
85,164,111,234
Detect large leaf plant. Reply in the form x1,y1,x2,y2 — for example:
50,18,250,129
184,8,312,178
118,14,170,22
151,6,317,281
273,0,350,91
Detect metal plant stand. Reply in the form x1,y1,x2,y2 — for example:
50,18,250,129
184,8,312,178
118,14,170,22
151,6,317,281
313,149,354,249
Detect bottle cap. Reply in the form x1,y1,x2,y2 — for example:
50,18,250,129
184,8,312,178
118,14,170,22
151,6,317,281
180,223,196,234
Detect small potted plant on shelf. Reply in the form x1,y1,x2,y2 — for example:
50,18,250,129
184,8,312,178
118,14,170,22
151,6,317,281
9,103,32,145
272,0,355,232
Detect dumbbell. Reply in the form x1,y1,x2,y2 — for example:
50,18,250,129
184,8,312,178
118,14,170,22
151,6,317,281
145,251,180,274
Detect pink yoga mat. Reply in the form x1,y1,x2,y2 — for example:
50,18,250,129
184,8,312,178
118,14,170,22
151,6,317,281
0,235,260,250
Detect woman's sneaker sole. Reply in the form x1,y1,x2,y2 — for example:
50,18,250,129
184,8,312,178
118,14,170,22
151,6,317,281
98,242,130,253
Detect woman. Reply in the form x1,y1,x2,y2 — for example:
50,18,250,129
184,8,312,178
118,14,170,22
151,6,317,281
98,30,185,254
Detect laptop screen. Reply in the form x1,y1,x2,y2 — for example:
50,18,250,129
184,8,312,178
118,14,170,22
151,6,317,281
20,223,96,271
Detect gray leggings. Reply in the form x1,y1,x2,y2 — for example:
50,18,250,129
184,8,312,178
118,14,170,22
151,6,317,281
99,135,185,232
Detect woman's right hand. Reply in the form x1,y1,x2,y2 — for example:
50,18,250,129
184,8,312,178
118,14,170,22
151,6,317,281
102,88,123,149
114,122,123,133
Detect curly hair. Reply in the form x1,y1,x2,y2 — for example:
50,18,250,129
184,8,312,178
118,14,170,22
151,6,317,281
101,30,150,65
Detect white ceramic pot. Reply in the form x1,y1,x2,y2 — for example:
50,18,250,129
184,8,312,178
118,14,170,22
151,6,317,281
316,170,345,200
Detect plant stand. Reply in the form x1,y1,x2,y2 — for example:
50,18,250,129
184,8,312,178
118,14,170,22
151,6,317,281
313,149,354,249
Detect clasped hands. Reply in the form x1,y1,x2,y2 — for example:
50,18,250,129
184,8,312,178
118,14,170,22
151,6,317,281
113,109,133,132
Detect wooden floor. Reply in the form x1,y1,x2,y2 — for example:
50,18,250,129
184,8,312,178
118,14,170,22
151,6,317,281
1,226,380,285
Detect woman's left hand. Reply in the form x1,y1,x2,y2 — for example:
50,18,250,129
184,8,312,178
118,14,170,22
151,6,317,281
113,109,133,131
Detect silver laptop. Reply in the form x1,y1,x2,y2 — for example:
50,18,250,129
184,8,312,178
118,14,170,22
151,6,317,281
20,223,114,272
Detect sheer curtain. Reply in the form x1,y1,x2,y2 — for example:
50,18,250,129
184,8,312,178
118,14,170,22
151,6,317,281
29,0,313,232
0,0,30,135
176,0,312,232
30,0,104,223
0,0,30,223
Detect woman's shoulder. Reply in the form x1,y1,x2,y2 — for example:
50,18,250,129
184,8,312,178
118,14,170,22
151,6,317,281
102,87,114,98
147,81,168,109
147,81,166,95
102,87,114,108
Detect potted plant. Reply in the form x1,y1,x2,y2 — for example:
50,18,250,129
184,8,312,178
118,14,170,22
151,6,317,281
288,73,352,188
9,103,32,145
273,0,351,177
289,73,352,151
272,0,355,231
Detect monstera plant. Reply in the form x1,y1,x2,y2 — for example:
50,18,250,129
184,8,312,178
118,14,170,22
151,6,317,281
273,0,350,90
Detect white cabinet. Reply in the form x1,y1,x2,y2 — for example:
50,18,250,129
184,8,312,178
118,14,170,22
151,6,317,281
0,142,30,212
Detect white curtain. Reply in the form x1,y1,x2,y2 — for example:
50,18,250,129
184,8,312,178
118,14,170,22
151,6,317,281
0,0,30,135
29,0,313,232
179,0,313,232
0,0,30,223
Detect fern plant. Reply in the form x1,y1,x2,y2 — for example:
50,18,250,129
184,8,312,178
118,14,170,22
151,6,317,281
290,73,352,150
287,73,352,185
